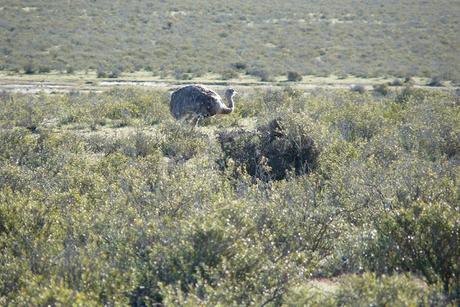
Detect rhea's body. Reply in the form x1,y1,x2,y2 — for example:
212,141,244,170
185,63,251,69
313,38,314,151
170,85,236,125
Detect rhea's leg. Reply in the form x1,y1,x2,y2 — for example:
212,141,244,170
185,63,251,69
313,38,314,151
190,116,199,127
182,113,194,125
194,115,204,127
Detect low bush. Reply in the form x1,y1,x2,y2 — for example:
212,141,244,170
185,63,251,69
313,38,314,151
350,84,366,93
108,67,121,78
395,86,426,104
23,63,35,74
65,66,74,74
221,69,239,80
38,66,51,73
285,273,445,306
219,115,319,181
366,201,460,298
389,78,403,86
404,76,415,85
160,122,212,162
174,71,193,80
373,83,390,96
0,95,45,130
96,66,107,78
249,69,273,82
427,76,443,87
287,71,303,82
231,62,247,71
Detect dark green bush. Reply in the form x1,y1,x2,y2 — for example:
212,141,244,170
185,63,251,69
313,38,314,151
287,71,303,82
23,63,35,74
219,115,319,181
427,76,443,87
390,78,403,86
373,83,390,96
232,62,247,71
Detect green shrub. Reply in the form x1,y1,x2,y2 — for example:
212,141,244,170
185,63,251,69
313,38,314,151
11,279,100,306
350,84,366,94
329,101,386,142
249,69,273,82
256,87,305,115
86,131,163,158
427,76,443,87
138,180,346,305
366,201,460,297
221,69,239,80
108,67,121,78
96,66,107,78
232,62,247,71
174,70,193,80
0,95,45,130
38,66,51,73
390,78,403,86
373,83,390,96
218,115,319,181
284,273,445,306
23,63,35,74
404,76,415,85
335,273,445,306
287,71,303,82
65,66,74,74
159,122,211,162
395,85,426,104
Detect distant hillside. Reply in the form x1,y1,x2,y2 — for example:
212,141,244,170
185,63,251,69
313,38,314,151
1,0,459,81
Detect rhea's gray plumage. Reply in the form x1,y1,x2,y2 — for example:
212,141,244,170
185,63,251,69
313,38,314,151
170,85,236,125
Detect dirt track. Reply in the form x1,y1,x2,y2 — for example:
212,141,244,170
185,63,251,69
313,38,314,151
0,79,358,94
0,78,455,94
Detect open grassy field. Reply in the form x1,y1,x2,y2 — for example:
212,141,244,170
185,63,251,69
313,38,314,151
0,86,459,305
1,0,459,81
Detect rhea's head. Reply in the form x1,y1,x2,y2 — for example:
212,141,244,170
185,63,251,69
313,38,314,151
225,87,237,98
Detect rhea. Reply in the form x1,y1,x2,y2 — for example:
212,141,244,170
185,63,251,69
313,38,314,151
170,85,236,126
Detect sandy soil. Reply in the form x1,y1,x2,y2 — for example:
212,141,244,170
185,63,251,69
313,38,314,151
0,73,455,94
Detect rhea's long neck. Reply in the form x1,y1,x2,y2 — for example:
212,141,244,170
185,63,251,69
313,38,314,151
220,94,234,114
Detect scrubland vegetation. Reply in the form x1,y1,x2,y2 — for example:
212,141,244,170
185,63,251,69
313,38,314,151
0,86,459,305
1,0,459,81
1,0,459,304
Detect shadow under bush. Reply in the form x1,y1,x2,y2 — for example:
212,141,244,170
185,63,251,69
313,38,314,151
218,115,319,181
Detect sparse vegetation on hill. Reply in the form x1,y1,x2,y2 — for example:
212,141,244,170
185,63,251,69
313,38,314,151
0,87,458,305
0,0,459,81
